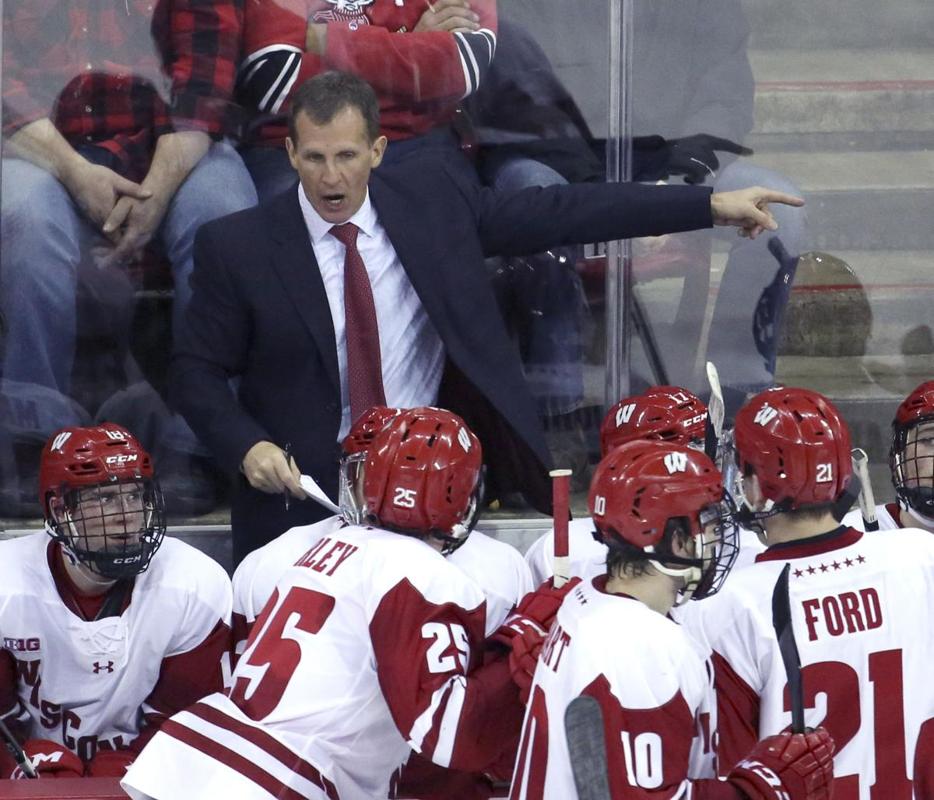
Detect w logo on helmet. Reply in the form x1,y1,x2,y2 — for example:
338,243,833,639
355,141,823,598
754,404,779,427
457,427,472,453
615,403,636,427
50,432,72,453
664,452,688,474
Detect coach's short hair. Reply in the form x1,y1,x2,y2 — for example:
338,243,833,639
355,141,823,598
288,71,381,143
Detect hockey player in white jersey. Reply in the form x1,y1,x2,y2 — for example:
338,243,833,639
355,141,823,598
694,386,934,797
510,439,834,800
843,380,934,533
0,424,231,780
124,408,545,800
229,404,534,798
525,386,764,585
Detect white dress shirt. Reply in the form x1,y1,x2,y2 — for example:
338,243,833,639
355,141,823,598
297,185,445,439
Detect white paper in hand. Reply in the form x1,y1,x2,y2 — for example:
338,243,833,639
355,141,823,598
299,474,341,514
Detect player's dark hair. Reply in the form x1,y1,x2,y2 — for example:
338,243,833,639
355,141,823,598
288,71,381,143
603,517,692,578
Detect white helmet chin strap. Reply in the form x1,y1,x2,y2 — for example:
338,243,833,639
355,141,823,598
644,530,707,606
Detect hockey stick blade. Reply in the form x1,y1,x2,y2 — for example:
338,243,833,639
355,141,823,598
705,361,725,462
771,563,805,733
851,448,879,531
0,717,36,779
565,695,612,800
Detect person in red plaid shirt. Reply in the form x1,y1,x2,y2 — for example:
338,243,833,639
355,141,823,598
0,0,257,469
236,0,497,200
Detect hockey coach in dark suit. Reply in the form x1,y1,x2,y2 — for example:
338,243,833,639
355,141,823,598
171,71,803,564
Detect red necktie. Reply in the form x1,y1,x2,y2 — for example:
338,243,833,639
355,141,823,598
329,223,386,423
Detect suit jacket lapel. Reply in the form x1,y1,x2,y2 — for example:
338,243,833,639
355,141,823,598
267,187,341,395
369,175,443,329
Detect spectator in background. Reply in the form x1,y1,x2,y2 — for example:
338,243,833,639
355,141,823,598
170,70,803,563
479,0,807,412
0,424,230,780
237,0,497,200
0,0,258,514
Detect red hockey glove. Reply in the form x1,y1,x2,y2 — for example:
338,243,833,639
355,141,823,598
507,623,545,704
491,577,581,647
728,728,834,800
9,739,84,779
85,748,135,777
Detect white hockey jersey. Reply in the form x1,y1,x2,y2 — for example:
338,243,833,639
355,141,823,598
124,525,525,800
842,501,906,532
0,533,231,762
232,519,533,653
509,576,722,800
525,518,764,586
690,525,934,798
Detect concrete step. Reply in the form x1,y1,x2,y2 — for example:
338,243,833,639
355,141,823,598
749,50,934,138
746,150,934,250
745,0,934,50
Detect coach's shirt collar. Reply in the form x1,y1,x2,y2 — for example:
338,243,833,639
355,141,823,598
298,185,379,245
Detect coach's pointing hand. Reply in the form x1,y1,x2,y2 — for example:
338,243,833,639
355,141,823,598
711,186,805,240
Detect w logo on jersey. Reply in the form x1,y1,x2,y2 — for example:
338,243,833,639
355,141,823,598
664,452,688,474
615,403,637,427
313,0,373,26
50,432,72,453
754,404,779,427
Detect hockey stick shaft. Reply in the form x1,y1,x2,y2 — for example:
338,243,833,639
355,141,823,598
705,361,725,463
0,717,36,779
851,448,879,531
565,695,612,800
771,563,805,733
550,469,572,588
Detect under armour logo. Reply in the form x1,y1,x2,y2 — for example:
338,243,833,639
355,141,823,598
93,661,114,674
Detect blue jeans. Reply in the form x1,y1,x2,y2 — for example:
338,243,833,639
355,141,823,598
487,156,586,418
0,140,258,433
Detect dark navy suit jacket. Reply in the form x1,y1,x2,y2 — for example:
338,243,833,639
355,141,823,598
171,158,712,562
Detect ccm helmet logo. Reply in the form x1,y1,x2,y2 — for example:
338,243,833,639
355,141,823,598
105,454,138,464
112,555,142,564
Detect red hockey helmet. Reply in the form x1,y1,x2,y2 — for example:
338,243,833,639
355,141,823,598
734,387,852,511
600,386,707,456
890,380,934,516
588,440,737,599
339,406,402,523
39,424,166,579
362,407,483,553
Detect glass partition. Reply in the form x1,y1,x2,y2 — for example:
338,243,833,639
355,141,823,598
1,0,930,544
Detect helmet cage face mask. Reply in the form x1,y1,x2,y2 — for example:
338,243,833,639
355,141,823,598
640,495,739,604
891,418,934,517
47,478,166,580
338,451,367,525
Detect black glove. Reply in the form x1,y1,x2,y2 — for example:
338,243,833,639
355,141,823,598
668,134,753,184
